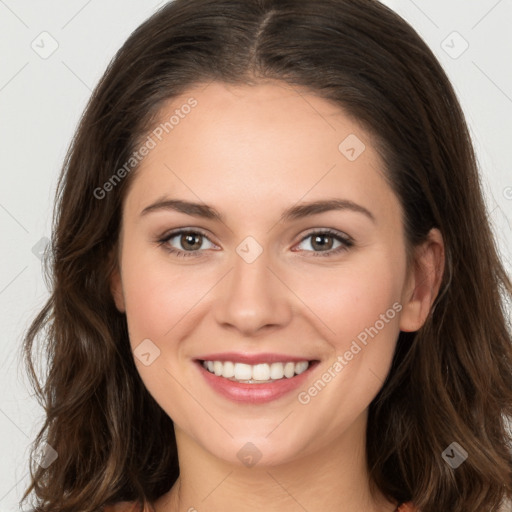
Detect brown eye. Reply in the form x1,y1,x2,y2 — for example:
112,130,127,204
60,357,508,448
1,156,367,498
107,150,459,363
296,230,354,257
158,229,216,257
310,234,335,251
180,232,203,251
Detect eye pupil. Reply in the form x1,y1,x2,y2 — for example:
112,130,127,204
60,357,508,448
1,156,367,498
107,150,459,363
312,234,333,251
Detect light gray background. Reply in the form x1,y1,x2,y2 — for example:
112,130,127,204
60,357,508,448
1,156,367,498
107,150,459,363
1,1,511,510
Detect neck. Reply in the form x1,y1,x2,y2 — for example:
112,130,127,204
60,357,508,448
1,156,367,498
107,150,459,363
154,411,398,512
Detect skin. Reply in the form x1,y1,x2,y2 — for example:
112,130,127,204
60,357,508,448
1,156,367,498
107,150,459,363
110,80,445,512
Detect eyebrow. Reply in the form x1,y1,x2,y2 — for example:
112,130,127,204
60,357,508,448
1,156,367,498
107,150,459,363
140,197,376,224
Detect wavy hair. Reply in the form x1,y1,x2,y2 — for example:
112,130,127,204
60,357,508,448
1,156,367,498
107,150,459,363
21,0,512,511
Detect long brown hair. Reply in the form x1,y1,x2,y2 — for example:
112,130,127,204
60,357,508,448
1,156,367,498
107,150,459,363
21,1,512,511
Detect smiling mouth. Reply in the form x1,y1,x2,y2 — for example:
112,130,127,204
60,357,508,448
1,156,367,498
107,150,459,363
198,359,319,384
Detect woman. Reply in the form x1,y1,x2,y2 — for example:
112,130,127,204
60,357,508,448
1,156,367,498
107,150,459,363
21,1,512,511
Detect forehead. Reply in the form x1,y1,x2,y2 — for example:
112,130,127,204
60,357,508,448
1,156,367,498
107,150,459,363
124,80,401,227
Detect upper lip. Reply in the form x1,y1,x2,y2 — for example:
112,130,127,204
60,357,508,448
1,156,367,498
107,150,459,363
196,352,317,365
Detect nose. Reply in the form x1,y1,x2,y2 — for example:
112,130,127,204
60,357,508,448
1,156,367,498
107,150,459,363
212,248,293,337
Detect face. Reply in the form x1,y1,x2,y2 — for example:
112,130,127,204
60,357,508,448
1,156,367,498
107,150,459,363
111,80,430,467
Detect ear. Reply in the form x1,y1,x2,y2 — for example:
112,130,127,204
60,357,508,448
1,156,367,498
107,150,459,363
399,228,445,332
109,249,126,313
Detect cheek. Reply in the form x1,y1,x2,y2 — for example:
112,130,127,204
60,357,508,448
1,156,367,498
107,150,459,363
292,264,403,427
291,254,404,349
119,240,212,342
121,237,405,349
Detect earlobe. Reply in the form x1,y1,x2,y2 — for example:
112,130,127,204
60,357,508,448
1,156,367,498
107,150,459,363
399,228,445,332
110,265,126,313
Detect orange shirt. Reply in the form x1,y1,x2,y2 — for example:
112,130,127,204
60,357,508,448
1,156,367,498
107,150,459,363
104,500,418,511
397,503,418,512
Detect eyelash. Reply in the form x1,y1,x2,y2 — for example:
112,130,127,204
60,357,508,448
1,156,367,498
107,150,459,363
157,228,354,258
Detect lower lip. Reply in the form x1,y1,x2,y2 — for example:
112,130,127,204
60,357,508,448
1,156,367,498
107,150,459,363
195,361,318,404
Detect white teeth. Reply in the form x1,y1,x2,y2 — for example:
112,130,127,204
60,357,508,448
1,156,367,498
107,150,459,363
295,361,309,375
222,360,235,378
213,361,223,376
202,359,311,382
234,363,252,380
283,362,295,378
252,363,270,381
269,362,284,380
